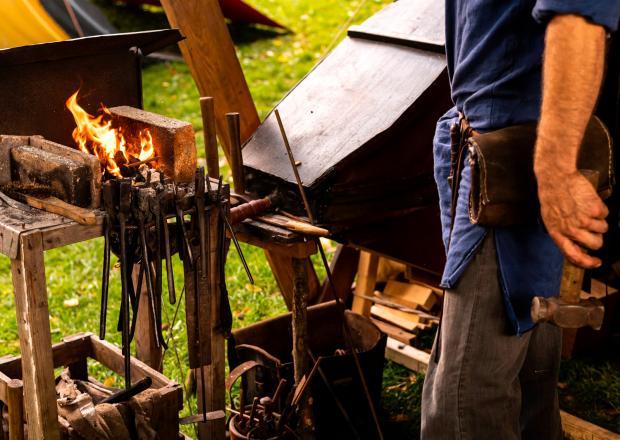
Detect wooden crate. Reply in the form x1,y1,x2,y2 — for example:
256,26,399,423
0,333,183,440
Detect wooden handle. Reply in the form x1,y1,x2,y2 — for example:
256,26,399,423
559,169,600,304
227,112,245,194
200,97,220,178
230,197,272,225
258,213,329,237
22,195,99,225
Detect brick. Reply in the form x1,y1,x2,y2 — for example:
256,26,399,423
109,106,197,183
10,145,94,208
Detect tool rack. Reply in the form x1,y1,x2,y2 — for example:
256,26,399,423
0,192,319,440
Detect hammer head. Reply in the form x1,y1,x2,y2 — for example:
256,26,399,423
531,296,604,330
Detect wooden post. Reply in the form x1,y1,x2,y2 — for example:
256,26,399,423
351,251,380,317
10,231,59,440
318,245,360,304
160,0,260,160
292,257,309,384
195,203,227,440
134,264,163,370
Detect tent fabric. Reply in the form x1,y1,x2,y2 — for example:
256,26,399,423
0,0,69,49
118,0,287,29
41,0,116,38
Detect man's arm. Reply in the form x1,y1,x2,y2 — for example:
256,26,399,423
535,14,609,268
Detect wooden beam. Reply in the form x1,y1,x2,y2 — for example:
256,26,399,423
10,231,59,440
561,411,620,440
318,245,359,304
160,0,260,161
351,251,380,316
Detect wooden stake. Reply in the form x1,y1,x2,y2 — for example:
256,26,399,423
200,97,220,178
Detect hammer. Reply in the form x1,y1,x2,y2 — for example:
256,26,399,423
531,169,605,330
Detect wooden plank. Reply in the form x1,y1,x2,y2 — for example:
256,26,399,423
371,305,423,332
243,38,446,187
347,0,445,51
235,230,317,258
383,280,437,311
371,318,416,345
195,203,227,440
385,337,429,374
318,244,359,304
265,253,320,310
351,251,380,317
159,0,260,161
90,336,172,389
10,231,59,440
561,411,620,440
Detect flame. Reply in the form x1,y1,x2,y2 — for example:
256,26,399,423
65,90,155,177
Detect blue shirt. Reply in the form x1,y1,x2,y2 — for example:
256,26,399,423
437,0,620,335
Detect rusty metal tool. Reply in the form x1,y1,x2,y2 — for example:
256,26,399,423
118,179,132,389
200,97,220,179
227,112,245,194
149,191,167,349
100,182,114,340
275,108,385,440
100,377,152,404
161,200,176,305
212,176,254,284
137,189,165,349
531,170,605,330
173,182,194,267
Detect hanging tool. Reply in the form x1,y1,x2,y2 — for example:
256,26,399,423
210,176,254,284
174,182,194,266
227,112,245,194
275,108,385,440
100,182,114,340
118,179,132,390
149,191,167,349
137,188,165,349
160,187,177,305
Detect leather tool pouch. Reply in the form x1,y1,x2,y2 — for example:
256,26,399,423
467,116,614,226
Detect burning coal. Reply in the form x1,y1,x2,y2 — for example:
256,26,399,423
66,90,155,178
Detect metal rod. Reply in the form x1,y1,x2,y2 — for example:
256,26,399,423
274,109,314,224
200,97,220,178
226,112,245,194
275,110,384,439
118,180,132,390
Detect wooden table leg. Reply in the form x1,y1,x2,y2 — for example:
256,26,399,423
351,251,380,317
10,231,59,440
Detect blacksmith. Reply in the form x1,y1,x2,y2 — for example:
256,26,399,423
422,1,620,439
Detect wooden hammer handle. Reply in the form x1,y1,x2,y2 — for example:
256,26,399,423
559,169,599,304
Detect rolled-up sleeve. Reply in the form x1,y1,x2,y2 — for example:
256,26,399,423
533,0,620,32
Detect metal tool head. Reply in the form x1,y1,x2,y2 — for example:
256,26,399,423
531,296,604,330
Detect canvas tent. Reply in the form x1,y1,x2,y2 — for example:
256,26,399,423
0,0,285,49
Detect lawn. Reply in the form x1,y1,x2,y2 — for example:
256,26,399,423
0,0,617,438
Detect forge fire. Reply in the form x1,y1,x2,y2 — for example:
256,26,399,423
66,90,155,178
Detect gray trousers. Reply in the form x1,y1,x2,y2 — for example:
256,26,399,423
421,233,563,440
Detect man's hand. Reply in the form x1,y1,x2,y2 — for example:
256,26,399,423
537,168,608,268
534,14,607,268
